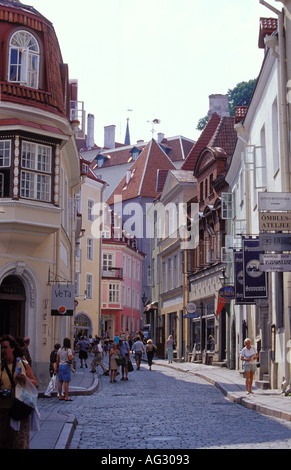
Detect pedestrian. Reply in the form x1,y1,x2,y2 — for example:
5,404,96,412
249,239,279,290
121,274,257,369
90,340,108,375
76,336,90,368
44,343,60,397
146,339,157,370
56,338,74,401
166,335,174,363
241,338,259,395
23,337,32,366
109,342,120,383
119,339,131,381
132,336,145,370
114,333,120,345
0,335,37,449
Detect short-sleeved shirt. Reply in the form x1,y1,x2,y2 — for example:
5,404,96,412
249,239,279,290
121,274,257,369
241,345,257,363
57,348,72,365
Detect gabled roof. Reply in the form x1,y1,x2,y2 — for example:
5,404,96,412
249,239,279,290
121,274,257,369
181,113,221,171
106,139,175,205
181,113,237,173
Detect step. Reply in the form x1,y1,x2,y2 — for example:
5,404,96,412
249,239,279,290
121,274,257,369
255,379,270,390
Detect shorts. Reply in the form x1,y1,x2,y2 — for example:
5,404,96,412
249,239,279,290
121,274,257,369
244,362,257,373
58,364,71,382
135,351,142,361
79,350,88,360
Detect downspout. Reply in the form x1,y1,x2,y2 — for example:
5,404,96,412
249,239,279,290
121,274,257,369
259,0,291,385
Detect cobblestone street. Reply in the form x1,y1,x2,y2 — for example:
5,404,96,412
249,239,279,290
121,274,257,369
37,361,291,450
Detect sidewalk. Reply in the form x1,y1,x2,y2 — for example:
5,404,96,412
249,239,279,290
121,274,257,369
30,358,291,449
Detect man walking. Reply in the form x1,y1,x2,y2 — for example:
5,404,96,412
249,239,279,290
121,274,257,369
132,337,145,370
76,336,90,368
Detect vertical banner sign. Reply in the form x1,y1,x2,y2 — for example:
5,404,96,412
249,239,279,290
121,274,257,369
243,237,267,299
51,285,74,316
234,251,255,304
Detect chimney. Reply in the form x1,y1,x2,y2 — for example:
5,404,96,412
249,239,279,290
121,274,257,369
158,133,165,143
104,125,116,149
86,114,95,148
208,94,230,118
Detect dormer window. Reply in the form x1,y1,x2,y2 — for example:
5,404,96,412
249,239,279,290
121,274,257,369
8,30,40,89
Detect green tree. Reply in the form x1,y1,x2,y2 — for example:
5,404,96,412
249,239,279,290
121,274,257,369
228,79,256,116
196,78,257,130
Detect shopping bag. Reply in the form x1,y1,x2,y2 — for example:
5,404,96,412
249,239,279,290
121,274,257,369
44,375,56,396
128,360,134,372
9,378,38,420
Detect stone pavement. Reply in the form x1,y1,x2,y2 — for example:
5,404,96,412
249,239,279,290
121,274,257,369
30,357,291,449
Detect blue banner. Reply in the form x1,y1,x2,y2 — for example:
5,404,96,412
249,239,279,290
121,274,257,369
243,237,267,299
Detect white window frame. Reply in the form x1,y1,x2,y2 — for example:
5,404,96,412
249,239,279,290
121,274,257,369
87,199,95,221
8,30,40,89
86,237,94,261
109,283,119,303
86,274,93,299
20,141,52,202
0,140,11,167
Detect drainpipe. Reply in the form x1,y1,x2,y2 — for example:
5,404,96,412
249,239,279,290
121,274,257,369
259,0,291,386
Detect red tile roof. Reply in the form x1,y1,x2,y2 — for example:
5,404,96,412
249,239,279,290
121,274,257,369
181,113,221,171
258,17,278,49
106,139,175,205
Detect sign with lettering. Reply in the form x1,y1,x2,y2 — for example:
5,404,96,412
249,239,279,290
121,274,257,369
234,251,255,305
51,285,74,316
258,192,291,211
259,212,291,231
243,237,267,299
259,253,291,272
259,233,291,252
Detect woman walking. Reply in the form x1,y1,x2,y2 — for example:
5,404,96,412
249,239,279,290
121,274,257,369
109,342,120,383
166,335,174,363
0,335,37,449
241,338,259,395
56,338,74,401
146,339,157,370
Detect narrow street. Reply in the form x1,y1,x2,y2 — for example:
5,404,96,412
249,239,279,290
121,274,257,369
37,359,291,450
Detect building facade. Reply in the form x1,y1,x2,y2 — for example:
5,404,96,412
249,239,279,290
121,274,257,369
0,0,80,386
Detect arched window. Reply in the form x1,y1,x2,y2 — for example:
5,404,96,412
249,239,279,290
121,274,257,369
8,30,40,88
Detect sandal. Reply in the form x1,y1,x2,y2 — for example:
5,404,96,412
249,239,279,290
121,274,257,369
65,398,73,401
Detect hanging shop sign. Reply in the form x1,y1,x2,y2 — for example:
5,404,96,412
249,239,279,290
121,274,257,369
51,284,74,316
259,233,291,252
259,253,291,272
259,212,291,231
243,237,267,299
258,192,291,211
218,285,235,301
233,251,255,305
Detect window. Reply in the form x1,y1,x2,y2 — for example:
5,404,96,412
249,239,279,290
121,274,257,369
103,253,113,271
200,181,203,202
86,238,94,260
0,141,11,167
9,30,40,88
20,141,52,201
0,174,4,197
86,274,93,299
87,199,94,221
109,284,119,303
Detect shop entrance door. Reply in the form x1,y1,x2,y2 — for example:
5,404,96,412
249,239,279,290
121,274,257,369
0,276,26,337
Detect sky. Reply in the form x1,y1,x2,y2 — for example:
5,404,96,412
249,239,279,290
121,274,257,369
33,0,275,146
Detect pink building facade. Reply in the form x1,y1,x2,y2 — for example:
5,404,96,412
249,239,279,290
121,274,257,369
101,233,145,338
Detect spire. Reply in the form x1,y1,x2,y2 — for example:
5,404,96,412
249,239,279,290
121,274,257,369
124,118,131,145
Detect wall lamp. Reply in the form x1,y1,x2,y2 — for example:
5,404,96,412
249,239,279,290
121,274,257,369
264,33,279,58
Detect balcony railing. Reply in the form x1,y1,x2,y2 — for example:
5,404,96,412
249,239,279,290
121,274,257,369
102,267,123,280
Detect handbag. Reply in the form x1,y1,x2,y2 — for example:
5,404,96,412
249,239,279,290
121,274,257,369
3,360,35,421
127,360,134,372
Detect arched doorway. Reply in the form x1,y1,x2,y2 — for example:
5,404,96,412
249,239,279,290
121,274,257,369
0,276,26,337
74,312,92,342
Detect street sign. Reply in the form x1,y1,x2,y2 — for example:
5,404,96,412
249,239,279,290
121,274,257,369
258,192,291,211
259,233,291,252
186,302,197,314
259,212,291,231
259,253,291,272
233,251,255,304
